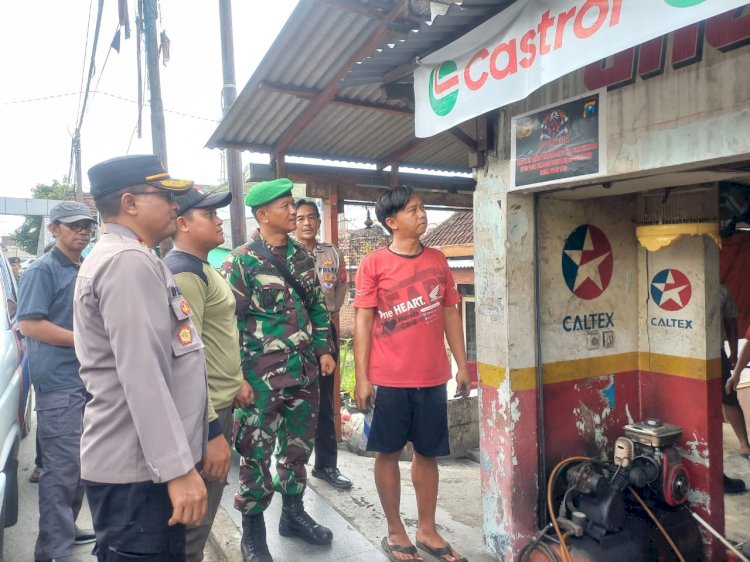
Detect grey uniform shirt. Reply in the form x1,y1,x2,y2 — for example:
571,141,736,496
74,223,208,484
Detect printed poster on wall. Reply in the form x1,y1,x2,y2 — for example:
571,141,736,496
511,92,605,190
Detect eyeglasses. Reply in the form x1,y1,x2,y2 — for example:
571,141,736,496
131,189,177,203
58,221,95,233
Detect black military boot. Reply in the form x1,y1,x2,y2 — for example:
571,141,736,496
241,512,273,562
278,492,333,545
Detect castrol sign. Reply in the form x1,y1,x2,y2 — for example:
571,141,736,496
414,0,748,138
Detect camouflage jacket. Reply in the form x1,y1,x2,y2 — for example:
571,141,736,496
223,232,330,391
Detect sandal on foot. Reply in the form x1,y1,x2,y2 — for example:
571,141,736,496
382,536,422,561
416,540,468,562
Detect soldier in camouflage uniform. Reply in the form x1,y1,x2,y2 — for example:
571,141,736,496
223,178,336,562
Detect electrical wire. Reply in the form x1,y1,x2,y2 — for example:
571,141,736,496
547,456,592,562
628,486,686,562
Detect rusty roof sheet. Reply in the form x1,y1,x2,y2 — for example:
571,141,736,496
207,0,509,174
422,210,474,246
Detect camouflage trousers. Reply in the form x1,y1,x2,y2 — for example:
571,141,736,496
234,382,320,515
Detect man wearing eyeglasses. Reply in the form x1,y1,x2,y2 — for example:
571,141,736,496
74,155,209,561
17,200,96,562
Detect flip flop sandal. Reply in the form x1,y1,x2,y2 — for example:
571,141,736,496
416,540,468,562
382,536,422,561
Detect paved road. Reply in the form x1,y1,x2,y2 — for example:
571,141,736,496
5,416,96,562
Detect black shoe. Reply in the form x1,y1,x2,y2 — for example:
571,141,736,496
241,512,273,562
279,493,333,545
312,467,353,490
29,467,41,483
74,526,96,545
724,474,746,494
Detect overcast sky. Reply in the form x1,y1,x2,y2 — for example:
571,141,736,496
0,0,298,233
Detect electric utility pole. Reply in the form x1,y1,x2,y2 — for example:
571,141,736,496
219,0,246,247
143,0,168,168
143,0,172,252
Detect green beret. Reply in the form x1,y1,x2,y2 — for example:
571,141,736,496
244,178,294,207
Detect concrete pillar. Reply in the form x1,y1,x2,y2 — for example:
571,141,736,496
475,158,540,559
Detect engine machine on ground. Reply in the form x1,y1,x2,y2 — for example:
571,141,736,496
524,419,706,562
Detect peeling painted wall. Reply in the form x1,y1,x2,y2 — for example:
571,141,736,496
475,18,749,561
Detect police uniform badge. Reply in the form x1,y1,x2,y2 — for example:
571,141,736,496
180,299,191,315
178,325,193,346
322,272,336,290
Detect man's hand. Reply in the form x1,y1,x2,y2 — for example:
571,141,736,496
201,434,231,482
727,371,742,395
320,354,336,376
454,366,472,399
167,468,207,526
355,379,374,412
729,353,738,369
233,380,254,408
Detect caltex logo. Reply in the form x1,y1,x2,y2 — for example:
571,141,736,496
428,60,459,116
562,224,613,300
650,269,692,311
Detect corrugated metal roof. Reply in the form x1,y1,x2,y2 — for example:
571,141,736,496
342,0,515,88
207,0,511,175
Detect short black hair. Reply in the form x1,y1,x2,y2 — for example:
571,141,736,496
294,199,320,217
95,185,148,219
375,186,414,234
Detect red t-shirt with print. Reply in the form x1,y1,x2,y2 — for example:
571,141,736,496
353,246,460,388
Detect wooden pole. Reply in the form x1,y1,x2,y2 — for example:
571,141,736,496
143,0,171,253
143,0,167,167
218,0,246,247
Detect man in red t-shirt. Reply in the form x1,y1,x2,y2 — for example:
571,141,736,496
354,186,471,562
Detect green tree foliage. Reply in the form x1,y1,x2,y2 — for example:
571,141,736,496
12,181,71,254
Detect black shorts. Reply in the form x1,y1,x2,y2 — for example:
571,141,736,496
85,480,185,561
722,350,740,407
366,384,451,458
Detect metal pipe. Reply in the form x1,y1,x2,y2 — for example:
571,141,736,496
534,191,548,527
691,512,749,562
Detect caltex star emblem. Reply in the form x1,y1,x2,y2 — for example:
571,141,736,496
650,269,692,311
562,224,613,300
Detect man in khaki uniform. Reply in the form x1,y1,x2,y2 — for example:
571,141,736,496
164,187,253,561
294,199,352,489
75,155,208,561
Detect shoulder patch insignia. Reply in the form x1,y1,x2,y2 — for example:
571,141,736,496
180,300,191,315
178,325,193,346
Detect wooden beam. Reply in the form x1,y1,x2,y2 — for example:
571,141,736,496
377,137,426,169
390,163,399,188
306,181,473,208
260,81,413,117
274,0,408,156
448,128,478,152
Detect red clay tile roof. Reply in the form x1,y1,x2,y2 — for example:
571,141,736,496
422,210,473,247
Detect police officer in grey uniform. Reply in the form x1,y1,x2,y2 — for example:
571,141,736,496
75,155,209,561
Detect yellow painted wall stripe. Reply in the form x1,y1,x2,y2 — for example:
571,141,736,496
478,352,720,390
477,362,506,388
